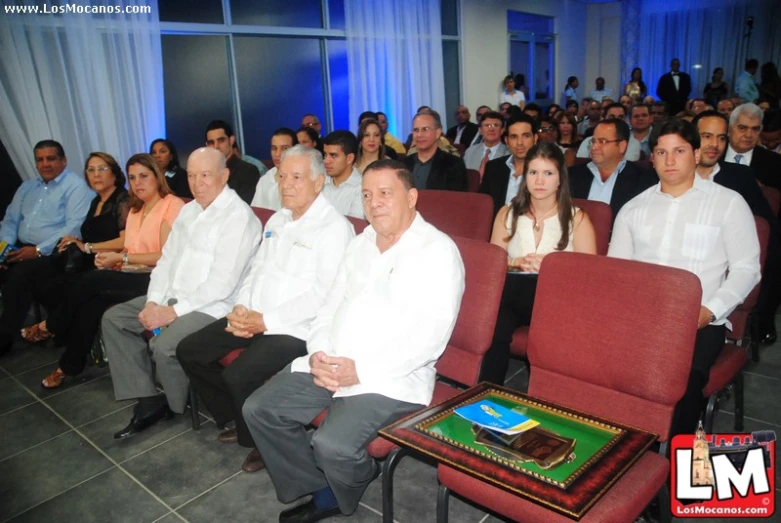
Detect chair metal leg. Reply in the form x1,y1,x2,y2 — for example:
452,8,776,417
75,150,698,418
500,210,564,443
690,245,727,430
734,372,745,432
381,447,407,523
437,483,450,523
703,394,717,434
190,385,200,430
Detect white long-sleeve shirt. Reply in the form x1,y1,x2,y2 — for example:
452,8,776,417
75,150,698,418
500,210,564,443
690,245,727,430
250,167,282,210
322,167,365,219
146,186,262,319
235,194,355,340
291,213,465,406
608,176,760,326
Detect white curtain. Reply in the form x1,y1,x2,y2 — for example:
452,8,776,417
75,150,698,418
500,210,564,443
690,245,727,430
0,1,165,181
637,0,781,102
345,0,447,139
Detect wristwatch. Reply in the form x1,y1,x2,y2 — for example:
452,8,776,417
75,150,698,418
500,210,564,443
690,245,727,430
85,242,93,254
35,246,41,258
710,312,717,323
122,252,129,265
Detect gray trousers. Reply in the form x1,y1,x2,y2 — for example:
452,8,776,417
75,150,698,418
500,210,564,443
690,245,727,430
242,366,421,515
102,295,214,413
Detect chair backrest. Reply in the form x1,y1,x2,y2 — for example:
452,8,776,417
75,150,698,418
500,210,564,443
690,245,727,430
527,252,701,442
251,206,275,227
573,157,590,166
347,216,369,234
261,159,274,170
636,159,654,170
435,236,507,386
762,186,781,216
466,169,480,192
571,198,612,255
416,190,494,241
726,216,770,341
455,143,467,157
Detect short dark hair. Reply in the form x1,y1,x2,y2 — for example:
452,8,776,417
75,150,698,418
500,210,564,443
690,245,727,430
480,111,504,125
746,58,759,70
205,120,234,140
506,113,539,135
524,103,542,114
649,118,701,152
416,105,431,113
630,103,651,116
595,118,630,142
566,99,579,109
692,110,729,130
358,111,379,125
376,111,387,118
476,105,492,113
567,76,578,85
324,130,359,157
364,158,415,190
271,127,299,145
34,139,65,158
760,108,781,133
149,138,181,171
603,102,626,117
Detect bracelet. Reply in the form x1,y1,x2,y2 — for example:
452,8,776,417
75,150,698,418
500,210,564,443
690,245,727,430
35,246,42,258
122,252,129,265
85,242,93,254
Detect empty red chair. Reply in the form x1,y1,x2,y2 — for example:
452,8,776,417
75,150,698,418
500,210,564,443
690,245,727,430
311,236,508,523
703,216,770,433
438,252,702,523
416,190,494,241
762,186,780,216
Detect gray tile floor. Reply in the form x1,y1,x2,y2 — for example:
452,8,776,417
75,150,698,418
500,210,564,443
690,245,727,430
1,330,779,523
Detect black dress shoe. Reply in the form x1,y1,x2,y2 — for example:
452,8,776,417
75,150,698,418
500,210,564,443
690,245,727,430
113,405,174,440
279,500,342,523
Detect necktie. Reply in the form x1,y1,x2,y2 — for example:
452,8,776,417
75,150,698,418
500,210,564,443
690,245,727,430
478,148,492,179
734,154,743,164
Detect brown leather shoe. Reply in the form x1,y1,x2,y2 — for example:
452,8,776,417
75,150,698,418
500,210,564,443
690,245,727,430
241,448,265,473
218,428,238,444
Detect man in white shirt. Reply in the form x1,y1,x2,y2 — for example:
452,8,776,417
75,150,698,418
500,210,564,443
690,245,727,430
463,111,509,175
589,77,613,102
103,148,263,440
177,146,354,473
322,131,364,219
629,103,653,157
609,119,760,436
243,159,465,523
251,128,298,210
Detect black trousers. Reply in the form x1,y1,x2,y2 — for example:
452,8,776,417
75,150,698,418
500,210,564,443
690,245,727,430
670,324,726,437
176,318,307,448
52,270,150,376
479,274,538,385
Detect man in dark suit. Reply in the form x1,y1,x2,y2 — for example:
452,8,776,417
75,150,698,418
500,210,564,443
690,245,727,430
446,105,479,146
205,120,260,204
656,58,692,115
479,114,538,216
725,103,781,191
403,110,467,191
569,118,657,223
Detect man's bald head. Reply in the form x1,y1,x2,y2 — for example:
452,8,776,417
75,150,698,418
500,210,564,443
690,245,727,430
187,147,230,208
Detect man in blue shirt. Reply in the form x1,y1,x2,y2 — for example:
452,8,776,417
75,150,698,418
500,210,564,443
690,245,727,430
735,59,760,104
0,140,93,354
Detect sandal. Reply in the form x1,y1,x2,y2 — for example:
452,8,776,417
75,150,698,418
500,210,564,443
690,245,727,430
21,322,52,344
42,368,65,389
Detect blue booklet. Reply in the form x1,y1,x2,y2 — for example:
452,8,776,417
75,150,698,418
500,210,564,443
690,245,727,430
455,399,539,435
0,241,16,264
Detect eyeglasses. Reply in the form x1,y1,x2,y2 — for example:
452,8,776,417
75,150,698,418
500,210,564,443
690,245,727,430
482,123,502,129
303,121,319,127
539,126,556,133
412,126,436,134
86,166,110,174
593,138,622,146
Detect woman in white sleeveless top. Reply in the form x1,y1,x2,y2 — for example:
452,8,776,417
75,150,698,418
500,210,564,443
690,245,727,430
480,142,597,384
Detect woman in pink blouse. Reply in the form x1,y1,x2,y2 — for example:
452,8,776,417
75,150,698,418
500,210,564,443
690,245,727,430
35,154,184,388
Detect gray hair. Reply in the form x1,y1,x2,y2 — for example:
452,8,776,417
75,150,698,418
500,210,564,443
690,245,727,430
414,109,443,129
280,145,325,180
730,103,763,127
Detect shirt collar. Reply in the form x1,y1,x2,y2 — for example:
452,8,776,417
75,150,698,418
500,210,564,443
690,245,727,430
653,172,712,197
364,211,425,247
200,184,232,211
587,159,626,182
280,192,330,222
505,154,521,175
706,163,721,181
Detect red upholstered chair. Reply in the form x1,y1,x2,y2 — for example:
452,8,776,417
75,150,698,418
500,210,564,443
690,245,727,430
310,236,508,523
466,169,480,192
571,198,612,255
347,216,369,234
703,216,770,433
573,156,590,166
261,159,274,170
415,190,494,241
762,186,780,216
508,201,611,364
437,252,702,523
251,206,274,226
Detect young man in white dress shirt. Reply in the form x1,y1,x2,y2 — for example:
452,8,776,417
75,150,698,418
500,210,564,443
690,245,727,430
609,119,760,436
243,159,465,523
251,128,298,210
322,131,364,219
177,145,354,473
103,148,263,440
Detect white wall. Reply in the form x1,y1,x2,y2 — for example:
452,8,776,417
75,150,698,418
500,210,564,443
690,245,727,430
585,2,622,98
460,0,588,111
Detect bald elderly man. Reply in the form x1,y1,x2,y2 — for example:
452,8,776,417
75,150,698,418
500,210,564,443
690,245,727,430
103,147,262,440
